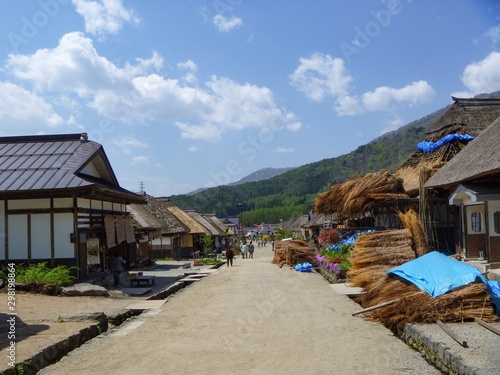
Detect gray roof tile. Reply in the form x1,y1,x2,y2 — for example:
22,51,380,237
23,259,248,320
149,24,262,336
0,133,144,203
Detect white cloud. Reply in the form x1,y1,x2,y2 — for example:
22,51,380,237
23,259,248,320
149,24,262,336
380,115,404,135
72,0,141,38
274,147,293,153
0,82,64,129
6,32,301,142
213,14,243,32
178,60,198,84
187,146,199,152
362,81,435,111
131,155,149,166
460,52,500,95
289,52,353,102
485,24,500,44
111,135,147,154
335,95,363,116
291,53,436,116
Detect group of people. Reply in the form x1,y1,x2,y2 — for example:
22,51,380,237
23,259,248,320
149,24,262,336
240,241,255,259
225,240,256,266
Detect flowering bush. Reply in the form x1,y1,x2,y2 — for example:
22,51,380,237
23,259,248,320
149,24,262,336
316,229,340,247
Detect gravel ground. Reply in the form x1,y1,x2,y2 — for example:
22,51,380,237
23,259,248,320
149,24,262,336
39,244,440,375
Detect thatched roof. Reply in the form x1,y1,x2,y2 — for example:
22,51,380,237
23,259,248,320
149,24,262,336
281,215,310,232
313,170,407,216
202,214,229,235
166,204,208,234
425,117,500,189
133,195,187,234
127,203,162,230
426,97,500,141
396,97,500,196
186,211,224,236
302,213,327,228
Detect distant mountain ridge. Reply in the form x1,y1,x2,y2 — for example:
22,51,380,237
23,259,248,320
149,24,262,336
187,167,296,195
229,167,297,185
171,104,447,220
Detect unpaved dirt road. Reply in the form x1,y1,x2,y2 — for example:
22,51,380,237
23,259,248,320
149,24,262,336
39,244,440,375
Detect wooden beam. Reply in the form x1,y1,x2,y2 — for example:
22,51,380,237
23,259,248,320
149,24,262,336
476,319,500,336
352,299,400,316
436,320,468,348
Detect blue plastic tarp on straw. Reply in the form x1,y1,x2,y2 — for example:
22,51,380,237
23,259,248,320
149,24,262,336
387,251,487,298
418,133,474,154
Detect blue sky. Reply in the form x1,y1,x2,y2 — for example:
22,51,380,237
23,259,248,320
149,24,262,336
0,0,499,196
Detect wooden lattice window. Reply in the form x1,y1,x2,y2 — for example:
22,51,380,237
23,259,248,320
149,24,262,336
471,212,482,233
494,212,500,234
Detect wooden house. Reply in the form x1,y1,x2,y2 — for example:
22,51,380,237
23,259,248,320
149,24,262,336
425,116,500,263
128,195,188,260
312,97,500,251
0,133,146,281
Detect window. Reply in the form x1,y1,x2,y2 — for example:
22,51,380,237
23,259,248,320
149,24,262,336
471,212,482,232
494,212,500,234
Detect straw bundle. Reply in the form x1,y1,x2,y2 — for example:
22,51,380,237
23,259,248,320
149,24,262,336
272,240,316,267
313,170,408,216
347,229,416,288
398,209,429,257
357,275,498,329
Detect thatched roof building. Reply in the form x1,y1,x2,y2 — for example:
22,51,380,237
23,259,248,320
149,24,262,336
202,213,229,235
186,210,225,236
313,170,407,217
396,97,500,196
131,195,187,234
424,117,500,189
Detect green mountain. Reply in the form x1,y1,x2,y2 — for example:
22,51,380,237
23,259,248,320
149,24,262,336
170,106,448,224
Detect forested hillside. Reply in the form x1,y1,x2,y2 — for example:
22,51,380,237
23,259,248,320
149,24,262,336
170,106,448,224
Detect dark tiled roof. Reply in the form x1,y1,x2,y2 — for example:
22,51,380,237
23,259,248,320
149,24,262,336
0,133,144,203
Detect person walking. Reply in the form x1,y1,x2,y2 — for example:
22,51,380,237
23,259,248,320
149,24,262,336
225,247,235,266
248,241,255,258
109,251,126,288
240,242,248,259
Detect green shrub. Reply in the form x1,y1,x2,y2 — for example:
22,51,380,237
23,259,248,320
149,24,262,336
15,262,76,290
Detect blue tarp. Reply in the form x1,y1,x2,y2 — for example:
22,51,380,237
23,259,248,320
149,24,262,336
387,251,487,298
295,262,313,272
417,133,474,154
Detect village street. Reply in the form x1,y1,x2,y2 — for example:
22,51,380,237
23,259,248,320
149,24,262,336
39,244,440,375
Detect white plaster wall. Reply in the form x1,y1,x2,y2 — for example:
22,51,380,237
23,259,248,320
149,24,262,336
91,200,102,210
488,201,500,235
78,198,91,209
103,201,113,211
0,201,4,260
8,215,28,259
53,198,73,208
9,199,50,209
151,237,172,246
31,214,51,259
54,213,74,258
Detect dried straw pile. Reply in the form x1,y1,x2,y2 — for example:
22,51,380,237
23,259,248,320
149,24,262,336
358,277,496,330
347,229,416,288
398,209,428,257
272,240,316,267
347,213,498,328
313,170,408,216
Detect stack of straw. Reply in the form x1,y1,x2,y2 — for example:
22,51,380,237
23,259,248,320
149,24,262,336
272,240,316,267
347,209,498,328
314,170,408,216
347,229,415,288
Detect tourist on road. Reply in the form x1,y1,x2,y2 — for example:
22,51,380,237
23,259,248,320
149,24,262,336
240,242,248,259
225,248,235,266
248,241,254,258
109,251,126,288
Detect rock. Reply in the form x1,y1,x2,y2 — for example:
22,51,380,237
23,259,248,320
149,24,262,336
61,283,110,297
